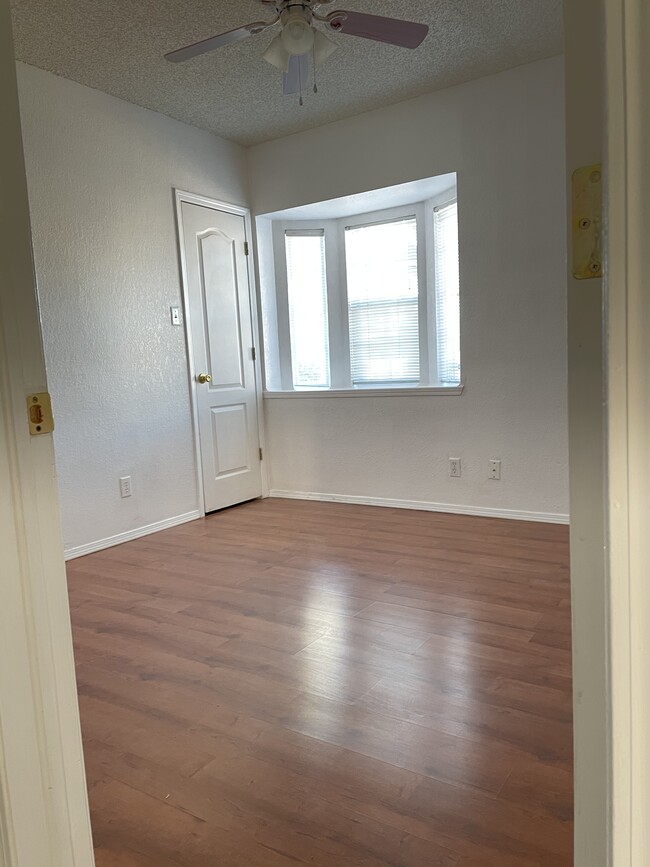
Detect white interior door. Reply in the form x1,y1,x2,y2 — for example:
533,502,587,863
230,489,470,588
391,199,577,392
180,200,262,513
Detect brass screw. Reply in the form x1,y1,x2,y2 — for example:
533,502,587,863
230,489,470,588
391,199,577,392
590,261,601,274
590,170,601,183
579,218,591,230
32,396,38,403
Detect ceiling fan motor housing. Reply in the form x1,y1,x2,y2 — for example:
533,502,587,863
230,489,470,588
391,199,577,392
280,7,315,55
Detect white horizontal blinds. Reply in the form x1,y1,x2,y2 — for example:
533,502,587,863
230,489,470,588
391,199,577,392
345,217,420,385
434,202,461,383
284,230,330,388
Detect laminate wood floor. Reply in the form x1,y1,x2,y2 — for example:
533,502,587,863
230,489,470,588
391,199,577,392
67,498,573,867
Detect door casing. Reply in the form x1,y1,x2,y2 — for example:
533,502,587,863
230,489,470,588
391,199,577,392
174,189,269,515
0,0,95,862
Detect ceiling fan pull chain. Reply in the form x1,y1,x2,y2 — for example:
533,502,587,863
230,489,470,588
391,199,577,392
312,46,318,93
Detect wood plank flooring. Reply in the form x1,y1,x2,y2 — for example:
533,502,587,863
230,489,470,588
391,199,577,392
66,498,573,866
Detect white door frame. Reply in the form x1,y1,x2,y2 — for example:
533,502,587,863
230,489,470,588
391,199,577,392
174,189,269,515
0,2,95,864
603,0,650,863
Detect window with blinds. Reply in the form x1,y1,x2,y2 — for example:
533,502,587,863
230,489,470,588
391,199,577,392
284,230,330,388
434,202,461,383
344,217,420,385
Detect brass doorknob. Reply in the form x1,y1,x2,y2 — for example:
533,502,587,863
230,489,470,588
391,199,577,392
197,373,212,384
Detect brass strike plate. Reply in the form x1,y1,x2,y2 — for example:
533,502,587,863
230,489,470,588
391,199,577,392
572,164,602,279
26,392,54,435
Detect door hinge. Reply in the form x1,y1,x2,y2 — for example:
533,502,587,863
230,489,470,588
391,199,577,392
251,346,257,361
244,240,249,256
259,447,263,461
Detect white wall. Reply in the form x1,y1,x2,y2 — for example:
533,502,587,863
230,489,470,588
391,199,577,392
248,56,569,521
17,63,249,555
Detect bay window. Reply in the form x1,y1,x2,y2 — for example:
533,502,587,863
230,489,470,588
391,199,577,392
262,182,461,394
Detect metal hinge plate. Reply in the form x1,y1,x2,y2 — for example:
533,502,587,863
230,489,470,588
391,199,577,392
251,346,257,361
259,447,263,461
572,163,602,279
27,392,55,435
244,241,249,256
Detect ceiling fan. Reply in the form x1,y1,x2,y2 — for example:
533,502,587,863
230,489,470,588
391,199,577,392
165,1,429,101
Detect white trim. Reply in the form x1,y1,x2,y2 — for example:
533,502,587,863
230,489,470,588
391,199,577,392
604,0,650,862
0,3,95,862
64,510,201,560
269,489,569,524
174,189,269,509
243,206,271,497
264,384,463,399
173,191,207,517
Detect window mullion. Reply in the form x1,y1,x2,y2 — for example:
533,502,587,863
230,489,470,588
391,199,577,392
433,199,461,384
272,221,295,390
415,204,430,385
424,201,439,385
327,219,351,388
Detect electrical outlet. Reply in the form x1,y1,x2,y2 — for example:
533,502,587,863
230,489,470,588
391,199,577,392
449,458,461,478
119,476,132,498
488,459,501,480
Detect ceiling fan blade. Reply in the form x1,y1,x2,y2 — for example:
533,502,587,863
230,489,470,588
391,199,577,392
326,11,428,49
165,21,271,63
283,53,310,95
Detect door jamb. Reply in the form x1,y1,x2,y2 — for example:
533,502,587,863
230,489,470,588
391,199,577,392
0,2,95,862
173,189,270,515
603,0,650,862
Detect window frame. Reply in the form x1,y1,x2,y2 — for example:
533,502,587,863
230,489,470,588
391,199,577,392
270,197,461,394
342,204,428,387
430,194,461,384
283,228,331,389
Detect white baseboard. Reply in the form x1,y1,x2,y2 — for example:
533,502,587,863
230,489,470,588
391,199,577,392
64,510,202,560
268,489,569,525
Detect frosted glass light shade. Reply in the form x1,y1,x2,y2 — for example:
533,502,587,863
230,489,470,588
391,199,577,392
263,33,290,71
313,29,338,66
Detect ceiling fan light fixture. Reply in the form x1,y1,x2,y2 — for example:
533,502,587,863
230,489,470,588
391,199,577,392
280,9,315,56
313,29,338,66
263,33,290,71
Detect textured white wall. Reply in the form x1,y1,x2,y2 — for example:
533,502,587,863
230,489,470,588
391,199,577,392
17,63,249,553
248,57,569,520
17,56,567,551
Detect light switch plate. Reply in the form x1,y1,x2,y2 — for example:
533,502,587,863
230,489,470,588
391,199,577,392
170,306,182,326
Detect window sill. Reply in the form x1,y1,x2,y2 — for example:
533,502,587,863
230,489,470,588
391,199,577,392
263,384,464,399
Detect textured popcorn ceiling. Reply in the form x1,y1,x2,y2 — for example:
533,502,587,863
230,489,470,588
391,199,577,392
10,0,563,145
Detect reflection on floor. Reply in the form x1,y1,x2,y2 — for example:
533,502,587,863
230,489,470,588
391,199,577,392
67,498,573,867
